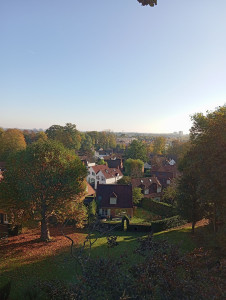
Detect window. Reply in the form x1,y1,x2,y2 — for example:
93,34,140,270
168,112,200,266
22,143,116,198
98,195,102,201
96,176,100,180
92,172,95,176
110,197,117,205
102,209,108,216
101,176,105,181
144,189,149,195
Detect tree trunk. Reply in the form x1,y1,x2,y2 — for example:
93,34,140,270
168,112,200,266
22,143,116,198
213,201,218,234
192,220,195,235
40,202,50,241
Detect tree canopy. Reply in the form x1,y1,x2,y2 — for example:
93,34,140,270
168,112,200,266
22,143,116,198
46,123,81,151
125,140,148,162
125,158,144,178
137,0,157,7
0,140,87,241
177,105,226,233
0,129,26,161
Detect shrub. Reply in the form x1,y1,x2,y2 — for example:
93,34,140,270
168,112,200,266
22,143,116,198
142,198,176,217
127,223,152,232
151,215,186,233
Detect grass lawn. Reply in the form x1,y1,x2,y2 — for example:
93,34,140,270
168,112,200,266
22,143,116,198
131,207,160,223
0,222,204,299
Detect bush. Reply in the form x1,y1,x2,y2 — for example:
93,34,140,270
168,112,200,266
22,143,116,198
151,215,186,233
7,224,22,236
127,223,152,232
142,198,176,217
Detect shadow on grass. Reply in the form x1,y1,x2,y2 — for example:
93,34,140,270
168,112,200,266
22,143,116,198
0,226,201,299
0,231,144,299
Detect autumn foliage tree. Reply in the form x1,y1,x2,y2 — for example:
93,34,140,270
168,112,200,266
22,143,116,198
0,140,87,241
0,128,26,161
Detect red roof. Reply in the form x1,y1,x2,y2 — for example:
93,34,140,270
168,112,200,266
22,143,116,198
86,181,96,196
91,165,123,179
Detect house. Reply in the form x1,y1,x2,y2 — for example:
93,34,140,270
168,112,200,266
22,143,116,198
95,149,113,159
168,158,176,166
131,176,162,201
105,158,123,171
79,156,96,167
83,181,96,205
0,162,6,172
150,165,179,188
87,165,123,189
96,184,133,218
144,162,151,171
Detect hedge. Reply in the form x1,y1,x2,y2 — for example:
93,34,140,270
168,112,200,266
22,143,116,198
151,215,186,233
142,198,176,218
127,223,152,232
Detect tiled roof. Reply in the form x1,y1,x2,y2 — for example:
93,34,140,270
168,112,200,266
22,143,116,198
131,176,161,189
86,181,96,196
105,158,122,169
97,184,133,208
91,165,123,179
0,162,6,169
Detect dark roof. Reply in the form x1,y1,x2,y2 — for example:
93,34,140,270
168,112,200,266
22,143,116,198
105,158,122,169
0,162,6,169
131,176,161,189
150,165,179,179
97,184,133,208
98,149,113,155
79,156,95,164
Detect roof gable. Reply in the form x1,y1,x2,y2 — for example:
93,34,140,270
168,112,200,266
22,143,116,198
97,184,133,208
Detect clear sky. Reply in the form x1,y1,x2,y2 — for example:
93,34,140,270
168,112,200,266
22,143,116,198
1,0,225,134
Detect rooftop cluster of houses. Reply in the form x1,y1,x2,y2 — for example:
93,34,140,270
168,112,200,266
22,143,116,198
79,150,178,219
0,149,179,225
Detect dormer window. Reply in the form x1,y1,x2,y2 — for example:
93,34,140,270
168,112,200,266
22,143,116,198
110,192,117,204
144,189,149,195
110,197,117,204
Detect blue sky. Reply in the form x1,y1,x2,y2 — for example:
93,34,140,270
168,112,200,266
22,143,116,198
1,0,225,133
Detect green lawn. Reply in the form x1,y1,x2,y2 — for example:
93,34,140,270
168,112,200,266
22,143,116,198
0,226,197,299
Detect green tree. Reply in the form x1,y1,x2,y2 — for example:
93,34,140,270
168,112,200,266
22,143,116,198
80,133,93,156
46,123,81,151
125,159,144,178
0,140,87,241
152,137,166,155
0,129,26,161
176,105,226,233
125,140,147,162
176,148,204,234
189,105,226,232
117,176,131,185
132,187,143,204
97,158,107,165
162,179,178,205
86,131,99,149
167,140,190,163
